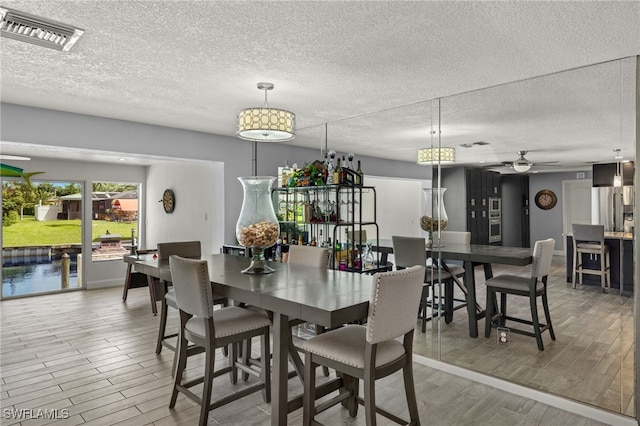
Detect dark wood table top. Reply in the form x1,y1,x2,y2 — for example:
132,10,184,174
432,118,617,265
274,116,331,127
124,253,371,328
374,238,533,266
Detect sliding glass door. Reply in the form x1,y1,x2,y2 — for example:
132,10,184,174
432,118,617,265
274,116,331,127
2,179,83,298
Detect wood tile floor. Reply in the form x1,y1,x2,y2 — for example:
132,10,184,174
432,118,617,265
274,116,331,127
413,256,635,418
0,256,631,425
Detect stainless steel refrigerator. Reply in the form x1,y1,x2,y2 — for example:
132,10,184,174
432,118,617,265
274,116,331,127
591,186,634,232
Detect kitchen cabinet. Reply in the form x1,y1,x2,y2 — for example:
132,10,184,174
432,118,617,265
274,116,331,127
272,184,381,272
592,162,634,187
464,168,501,244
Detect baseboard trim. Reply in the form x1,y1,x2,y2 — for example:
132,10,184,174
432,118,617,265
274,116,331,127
413,354,636,426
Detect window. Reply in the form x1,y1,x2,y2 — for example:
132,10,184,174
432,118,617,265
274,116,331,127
91,182,139,261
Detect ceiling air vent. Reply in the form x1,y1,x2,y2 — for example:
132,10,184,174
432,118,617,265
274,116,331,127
0,7,84,51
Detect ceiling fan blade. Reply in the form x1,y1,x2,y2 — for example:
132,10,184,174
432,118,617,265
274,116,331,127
480,162,510,168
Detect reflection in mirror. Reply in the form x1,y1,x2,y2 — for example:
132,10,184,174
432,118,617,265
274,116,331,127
326,58,636,418
413,58,635,416
301,58,635,418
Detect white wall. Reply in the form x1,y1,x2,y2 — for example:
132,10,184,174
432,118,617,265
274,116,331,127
366,175,428,240
146,161,224,255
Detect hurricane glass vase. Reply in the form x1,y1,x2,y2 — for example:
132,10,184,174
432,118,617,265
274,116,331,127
420,187,448,246
236,176,280,274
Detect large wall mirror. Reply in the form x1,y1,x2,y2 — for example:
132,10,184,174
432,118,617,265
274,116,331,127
324,57,636,417
431,58,636,416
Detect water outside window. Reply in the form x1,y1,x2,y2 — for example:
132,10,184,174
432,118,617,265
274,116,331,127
2,180,139,298
2,179,83,297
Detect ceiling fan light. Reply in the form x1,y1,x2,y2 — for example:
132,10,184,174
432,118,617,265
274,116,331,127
513,161,531,173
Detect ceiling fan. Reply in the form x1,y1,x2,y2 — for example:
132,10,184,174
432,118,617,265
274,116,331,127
499,150,560,173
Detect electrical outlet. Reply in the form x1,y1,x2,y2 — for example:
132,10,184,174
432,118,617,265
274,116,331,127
497,327,510,347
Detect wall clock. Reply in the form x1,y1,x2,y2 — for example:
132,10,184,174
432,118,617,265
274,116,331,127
162,189,175,213
534,189,557,210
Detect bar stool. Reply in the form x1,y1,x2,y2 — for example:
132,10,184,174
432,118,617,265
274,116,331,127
572,224,610,292
155,241,228,376
392,236,453,332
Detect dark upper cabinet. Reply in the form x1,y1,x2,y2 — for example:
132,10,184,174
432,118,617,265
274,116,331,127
463,168,501,244
592,162,634,187
490,172,502,196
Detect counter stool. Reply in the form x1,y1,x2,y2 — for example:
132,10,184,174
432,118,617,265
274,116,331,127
572,224,610,292
155,241,228,376
392,236,454,332
168,255,271,425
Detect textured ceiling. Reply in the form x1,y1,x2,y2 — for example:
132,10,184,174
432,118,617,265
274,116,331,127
1,1,639,171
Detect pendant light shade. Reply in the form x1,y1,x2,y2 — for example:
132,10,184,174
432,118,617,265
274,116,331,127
237,82,295,142
613,148,623,187
417,147,455,164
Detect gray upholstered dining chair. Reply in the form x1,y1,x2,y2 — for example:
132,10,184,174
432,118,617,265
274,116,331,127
168,255,271,426
288,245,331,375
392,235,453,332
243,244,332,379
571,224,610,292
484,238,556,351
302,265,425,426
287,244,331,269
155,241,228,375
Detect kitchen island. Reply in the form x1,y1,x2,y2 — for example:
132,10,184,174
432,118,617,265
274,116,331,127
566,232,634,294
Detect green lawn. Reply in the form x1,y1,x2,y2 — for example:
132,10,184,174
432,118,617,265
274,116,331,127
2,216,138,247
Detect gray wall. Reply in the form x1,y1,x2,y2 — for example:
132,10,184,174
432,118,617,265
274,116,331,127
436,167,597,250
529,171,591,251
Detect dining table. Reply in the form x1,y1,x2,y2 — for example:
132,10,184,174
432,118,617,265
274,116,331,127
123,252,372,426
372,239,534,338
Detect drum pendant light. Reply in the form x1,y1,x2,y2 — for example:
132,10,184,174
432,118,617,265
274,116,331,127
237,82,296,142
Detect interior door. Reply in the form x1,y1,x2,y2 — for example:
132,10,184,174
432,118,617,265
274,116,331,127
561,179,592,255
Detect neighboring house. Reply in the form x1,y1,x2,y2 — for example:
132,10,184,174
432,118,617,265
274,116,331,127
54,190,138,221
108,191,138,222
56,193,82,220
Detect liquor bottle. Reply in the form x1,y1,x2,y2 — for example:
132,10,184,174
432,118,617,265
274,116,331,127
280,160,291,187
334,159,342,184
356,160,363,186
350,246,359,269
298,234,303,246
